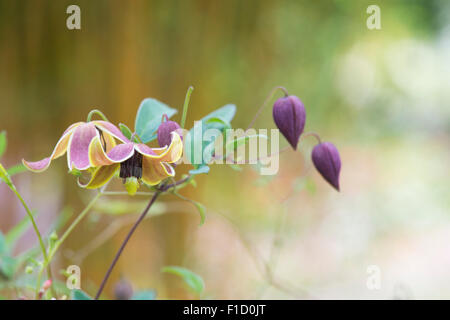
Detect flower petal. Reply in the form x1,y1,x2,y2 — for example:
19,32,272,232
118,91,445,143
88,135,115,167
137,132,183,163
78,164,119,189
68,123,98,170
141,159,175,186
22,126,75,172
94,121,130,143
107,143,135,162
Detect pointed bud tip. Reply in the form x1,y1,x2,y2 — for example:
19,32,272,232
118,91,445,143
273,95,306,150
312,142,341,192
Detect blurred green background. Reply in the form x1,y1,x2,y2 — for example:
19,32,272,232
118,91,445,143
0,0,449,299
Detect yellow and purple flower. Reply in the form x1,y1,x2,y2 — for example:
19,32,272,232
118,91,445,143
23,121,129,172
79,131,183,189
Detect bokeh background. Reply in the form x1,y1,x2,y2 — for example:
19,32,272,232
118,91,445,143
1,0,449,299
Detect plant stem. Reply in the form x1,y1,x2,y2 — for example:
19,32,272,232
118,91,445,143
0,164,56,298
302,131,322,144
246,86,289,130
10,188,55,298
180,86,194,129
86,109,109,122
35,192,102,298
94,191,161,299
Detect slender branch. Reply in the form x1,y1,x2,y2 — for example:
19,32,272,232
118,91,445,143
35,192,102,298
0,164,56,298
246,86,289,130
94,191,161,299
11,188,55,298
302,131,322,144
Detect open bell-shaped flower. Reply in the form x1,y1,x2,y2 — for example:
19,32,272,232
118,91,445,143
79,131,183,189
272,95,306,150
311,142,341,191
22,121,129,173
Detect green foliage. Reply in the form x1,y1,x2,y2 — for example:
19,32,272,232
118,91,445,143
6,164,27,176
161,266,204,297
131,290,157,300
71,289,92,300
0,131,6,158
185,104,236,174
189,165,210,175
119,123,133,140
172,192,206,226
135,98,177,143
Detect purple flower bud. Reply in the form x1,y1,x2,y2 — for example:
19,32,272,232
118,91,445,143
273,95,306,150
157,119,181,147
311,142,341,191
114,278,134,300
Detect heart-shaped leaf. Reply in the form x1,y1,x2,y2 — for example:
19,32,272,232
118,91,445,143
184,104,237,173
135,98,177,143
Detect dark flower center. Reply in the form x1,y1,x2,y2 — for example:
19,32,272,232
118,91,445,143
119,152,143,180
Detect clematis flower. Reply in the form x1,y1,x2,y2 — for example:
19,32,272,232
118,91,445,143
23,121,129,173
79,131,183,189
273,95,306,150
311,142,341,191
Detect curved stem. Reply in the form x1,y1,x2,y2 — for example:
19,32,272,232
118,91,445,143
301,131,322,144
94,191,160,299
180,86,194,129
246,86,289,130
10,189,55,298
35,192,102,298
86,109,109,122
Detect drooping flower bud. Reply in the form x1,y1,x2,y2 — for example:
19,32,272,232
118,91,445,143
157,116,181,147
311,142,341,191
273,95,306,150
114,278,134,300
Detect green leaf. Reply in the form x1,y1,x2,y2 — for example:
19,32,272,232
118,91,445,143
119,123,133,141
0,131,6,158
135,98,177,143
184,104,237,172
201,104,236,123
161,266,204,296
172,192,206,226
0,255,16,279
71,289,92,300
189,165,210,176
192,201,206,226
6,163,27,176
131,290,157,300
